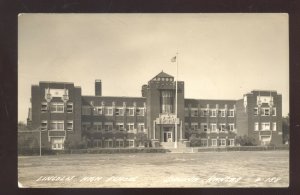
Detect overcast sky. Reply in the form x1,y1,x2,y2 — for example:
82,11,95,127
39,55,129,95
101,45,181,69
18,13,289,122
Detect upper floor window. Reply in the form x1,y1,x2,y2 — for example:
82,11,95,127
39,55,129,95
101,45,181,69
67,120,73,131
50,120,64,130
254,122,259,131
66,102,73,113
272,107,276,116
191,108,198,117
137,123,145,132
219,109,226,117
127,107,135,116
228,109,235,117
200,109,209,117
261,122,270,131
219,124,226,132
136,107,145,116
201,123,208,132
127,123,134,131
254,108,258,116
93,107,103,115
104,107,113,116
211,123,217,132
116,123,125,131
51,102,64,113
210,109,217,117
262,108,270,116
41,102,48,112
115,107,124,116
40,120,48,130
229,123,235,131
191,122,198,131
82,122,91,131
104,122,113,131
93,122,102,131
272,122,277,131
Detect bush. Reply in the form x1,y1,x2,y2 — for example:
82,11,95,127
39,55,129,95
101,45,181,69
236,135,257,146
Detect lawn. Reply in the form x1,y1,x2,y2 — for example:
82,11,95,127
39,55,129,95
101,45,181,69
18,150,289,188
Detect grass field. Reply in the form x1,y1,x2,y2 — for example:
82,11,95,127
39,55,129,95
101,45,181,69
18,150,289,188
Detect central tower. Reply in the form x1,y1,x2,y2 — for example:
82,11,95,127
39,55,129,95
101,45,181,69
142,71,185,146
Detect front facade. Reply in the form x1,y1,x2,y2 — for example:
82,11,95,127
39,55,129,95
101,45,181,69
27,71,283,150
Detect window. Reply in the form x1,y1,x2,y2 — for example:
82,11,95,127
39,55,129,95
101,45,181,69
261,122,270,131
104,107,113,116
127,140,135,148
272,122,277,131
201,123,208,132
51,137,64,150
82,106,91,115
191,122,198,131
191,108,198,117
104,140,113,148
254,108,258,116
116,123,125,131
41,102,48,112
200,109,209,117
82,122,91,131
40,120,47,130
115,139,124,148
67,103,73,113
211,123,217,132
211,139,217,147
229,139,235,146
115,107,124,116
220,139,226,146
262,108,270,116
93,139,102,148
254,122,259,131
229,123,235,131
136,108,145,116
127,107,135,116
93,122,102,131
200,139,208,147
104,122,113,131
228,109,235,117
184,108,189,117
137,123,145,132
127,123,134,131
219,124,226,132
51,102,64,113
210,109,217,117
219,109,226,117
50,120,64,130
67,120,73,131
93,107,103,115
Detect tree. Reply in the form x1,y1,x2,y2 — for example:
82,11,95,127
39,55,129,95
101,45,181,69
236,135,257,146
282,113,290,144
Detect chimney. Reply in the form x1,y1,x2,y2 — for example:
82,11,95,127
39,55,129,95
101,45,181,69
95,80,102,96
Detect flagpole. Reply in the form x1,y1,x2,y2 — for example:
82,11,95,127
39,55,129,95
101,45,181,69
175,52,178,149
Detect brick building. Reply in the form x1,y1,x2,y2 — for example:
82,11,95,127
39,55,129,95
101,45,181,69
27,71,283,150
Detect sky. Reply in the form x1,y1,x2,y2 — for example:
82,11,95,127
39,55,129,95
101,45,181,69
18,13,289,122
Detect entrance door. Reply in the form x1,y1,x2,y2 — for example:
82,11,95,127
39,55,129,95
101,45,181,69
164,131,173,142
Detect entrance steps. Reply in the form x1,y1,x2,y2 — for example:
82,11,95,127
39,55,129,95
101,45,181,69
160,142,193,153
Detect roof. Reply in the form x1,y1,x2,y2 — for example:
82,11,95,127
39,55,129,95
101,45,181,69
151,71,174,80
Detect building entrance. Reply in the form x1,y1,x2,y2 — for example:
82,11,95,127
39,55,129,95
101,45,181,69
163,128,173,142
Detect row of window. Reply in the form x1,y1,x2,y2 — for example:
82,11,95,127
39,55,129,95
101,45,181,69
153,77,174,82
41,102,73,113
254,107,276,116
186,123,235,132
254,122,277,131
82,106,145,116
82,122,145,132
40,120,73,131
199,139,235,147
185,108,235,117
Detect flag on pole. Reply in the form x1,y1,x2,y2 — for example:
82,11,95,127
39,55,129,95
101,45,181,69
171,56,176,63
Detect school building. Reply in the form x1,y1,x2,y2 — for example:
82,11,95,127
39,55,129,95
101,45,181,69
26,71,283,150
